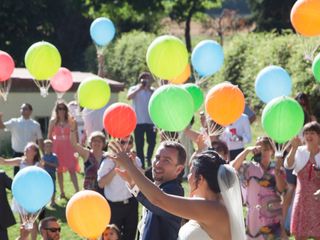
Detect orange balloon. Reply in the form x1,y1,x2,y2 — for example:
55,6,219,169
291,0,320,36
66,190,111,239
205,82,245,126
169,64,191,84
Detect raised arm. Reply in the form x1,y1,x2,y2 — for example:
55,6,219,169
127,85,142,100
0,112,5,129
284,137,301,169
47,120,54,140
109,142,226,224
97,159,117,189
70,120,89,160
0,157,22,166
230,146,256,171
274,156,287,193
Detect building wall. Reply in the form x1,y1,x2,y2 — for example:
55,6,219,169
0,91,119,154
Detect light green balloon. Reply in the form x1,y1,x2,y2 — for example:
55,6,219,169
77,77,111,110
182,83,204,112
261,96,304,144
148,85,194,131
146,35,188,80
25,41,61,80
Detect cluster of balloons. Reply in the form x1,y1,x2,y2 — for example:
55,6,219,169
148,82,247,132
24,41,75,97
254,65,305,144
66,190,111,239
12,166,54,213
146,35,224,84
145,35,227,132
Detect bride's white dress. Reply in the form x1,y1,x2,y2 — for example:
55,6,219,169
178,220,212,240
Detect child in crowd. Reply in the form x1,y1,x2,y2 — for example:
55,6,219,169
41,139,58,207
101,224,121,240
0,142,42,240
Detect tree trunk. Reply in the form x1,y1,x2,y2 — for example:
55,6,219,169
185,15,192,53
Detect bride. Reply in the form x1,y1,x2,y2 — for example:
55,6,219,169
109,141,246,240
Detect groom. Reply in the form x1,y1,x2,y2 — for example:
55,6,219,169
119,141,186,240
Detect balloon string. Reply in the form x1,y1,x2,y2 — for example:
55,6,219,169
206,118,224,139
196,76,209,86
56,92,65,99
33,79,50,98
0,78,11,101
269,139,278,154
269,139,291,157
298,34,320,62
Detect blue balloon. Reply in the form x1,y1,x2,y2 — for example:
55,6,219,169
255,65,292,103
191,40,224,77
12,166,54,213
90,17,116,46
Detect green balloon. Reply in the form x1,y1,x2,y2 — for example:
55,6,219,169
182,83,204,112
146,35,188,80
312,52,320,82
148,85,194,131
261,96,304,144
77,77,111,110
25,41,61,80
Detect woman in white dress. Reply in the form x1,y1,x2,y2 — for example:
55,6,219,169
109,141,245,240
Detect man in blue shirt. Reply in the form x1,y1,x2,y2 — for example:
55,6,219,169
127,141,186,240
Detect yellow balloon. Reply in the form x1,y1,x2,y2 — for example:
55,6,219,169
66,190,111,239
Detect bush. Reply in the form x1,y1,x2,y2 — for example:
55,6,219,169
209,31,320,118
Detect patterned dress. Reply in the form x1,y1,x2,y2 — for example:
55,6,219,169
83,152,106,191
291,159,320,237
239,161,282,240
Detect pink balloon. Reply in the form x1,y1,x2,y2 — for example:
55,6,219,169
50,67,73,92
0,51,15,82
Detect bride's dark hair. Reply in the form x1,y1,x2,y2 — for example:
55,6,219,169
192,150,230,193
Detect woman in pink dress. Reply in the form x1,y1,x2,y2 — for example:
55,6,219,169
285,121,320,240
48,101,80,199
231,136,287,239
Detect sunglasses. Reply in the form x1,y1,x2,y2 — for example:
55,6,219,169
45,227,61,233
120,140,133,145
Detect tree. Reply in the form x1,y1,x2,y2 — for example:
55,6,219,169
84,0,164,33
164,0,221,52
0,0,91,70
247,0,296,32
